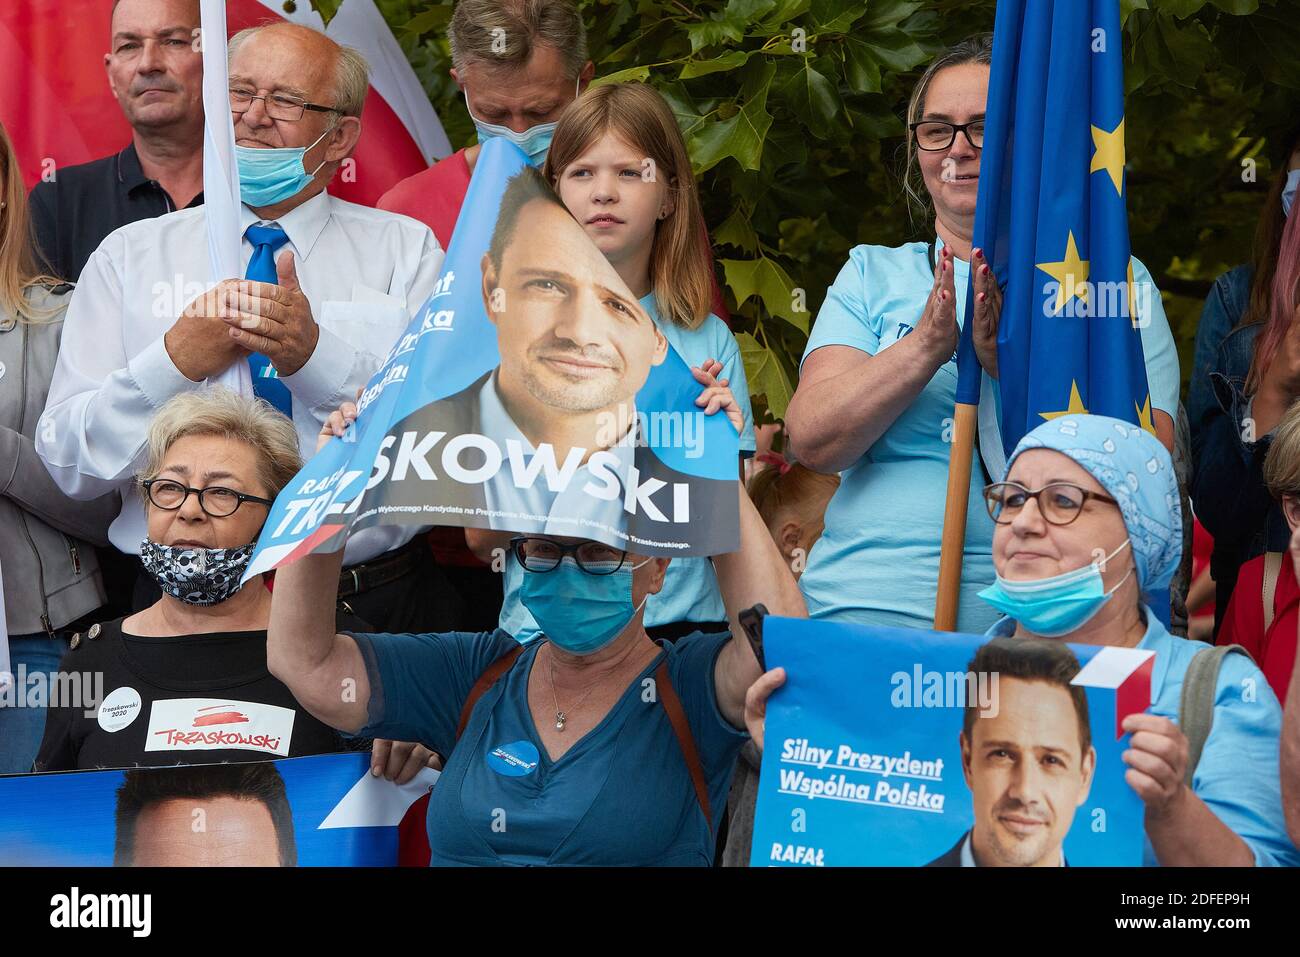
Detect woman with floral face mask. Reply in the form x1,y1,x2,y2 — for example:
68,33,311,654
266,374,806,867
35,389,435,777
745,414,1298,867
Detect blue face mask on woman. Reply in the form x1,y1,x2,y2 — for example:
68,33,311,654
978,539,1133,637
521,556,649,655
235,126,332,207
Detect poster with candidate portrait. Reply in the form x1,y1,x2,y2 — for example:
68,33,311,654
243,138,740,580
750,618,1154,867
0,752,436,866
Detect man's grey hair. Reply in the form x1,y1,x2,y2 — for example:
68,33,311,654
449,0,587,80
228,23,370,118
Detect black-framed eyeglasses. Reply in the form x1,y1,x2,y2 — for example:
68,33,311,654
983,482,1119,527
509,536,629,576
142,478,274,518
229,86,340,122
909,120,985,151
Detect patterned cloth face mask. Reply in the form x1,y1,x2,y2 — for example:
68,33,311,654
139,540,256,606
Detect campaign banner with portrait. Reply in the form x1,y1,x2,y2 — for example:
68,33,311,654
243,138,740,579
0,752,436,866
750,617,1154,867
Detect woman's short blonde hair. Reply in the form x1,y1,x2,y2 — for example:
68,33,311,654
1264,401,1300,501
138,389,303,501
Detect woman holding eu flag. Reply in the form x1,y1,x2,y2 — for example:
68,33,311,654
785,34,1181,633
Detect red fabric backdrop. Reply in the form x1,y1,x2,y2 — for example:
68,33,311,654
0,0,429,206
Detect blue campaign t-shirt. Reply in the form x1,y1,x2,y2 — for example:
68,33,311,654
349,628,748,866
499,293,756,641
797,240,1181,632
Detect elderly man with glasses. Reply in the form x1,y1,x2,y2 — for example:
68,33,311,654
38,21,460,634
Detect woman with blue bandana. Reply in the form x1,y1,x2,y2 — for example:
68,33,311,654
746,414,1297,866
266,379,805,866
977,414,1297,865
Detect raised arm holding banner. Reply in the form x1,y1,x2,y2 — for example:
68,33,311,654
244,138,740,580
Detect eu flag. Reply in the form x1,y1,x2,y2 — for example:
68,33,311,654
956,0,1153,457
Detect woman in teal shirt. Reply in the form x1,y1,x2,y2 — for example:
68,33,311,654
266,397,805,866
786,34,1180,632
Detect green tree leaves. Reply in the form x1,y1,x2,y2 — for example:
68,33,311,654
736,332,796,420
722,256,808,333
689,62,776,173
341,0,1299,415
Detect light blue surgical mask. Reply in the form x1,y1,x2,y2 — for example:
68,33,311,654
464,80,579,168
521,556,649,655
235,126,332,207
978,539,1133,637
1283,168,1300,218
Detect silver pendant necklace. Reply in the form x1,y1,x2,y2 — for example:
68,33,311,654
546,651,599,732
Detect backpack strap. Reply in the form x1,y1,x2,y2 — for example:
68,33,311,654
655,660,712,829
1178,644,1250,786
455,643,525,742
1262,552,1284,633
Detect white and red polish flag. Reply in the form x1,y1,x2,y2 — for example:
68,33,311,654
1071,646,1155,740
0,0,450,205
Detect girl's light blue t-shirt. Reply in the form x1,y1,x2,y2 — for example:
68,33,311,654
499,294,756,642
797,240,1180,632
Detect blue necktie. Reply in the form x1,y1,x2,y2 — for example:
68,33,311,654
243,224,293,416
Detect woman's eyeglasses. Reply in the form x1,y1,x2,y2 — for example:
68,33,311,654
983,482,1119,527
142,478,274,518
510,537,629,576
909,120,984,151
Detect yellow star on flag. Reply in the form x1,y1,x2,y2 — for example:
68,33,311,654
1136,394,1156,436
1037,232,1090,314
1039,380,1089,421
1090,117,1125,196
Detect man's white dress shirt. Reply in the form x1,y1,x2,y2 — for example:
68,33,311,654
37,189,444,565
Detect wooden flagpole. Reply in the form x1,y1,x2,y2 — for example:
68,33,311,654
933,400,979,631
